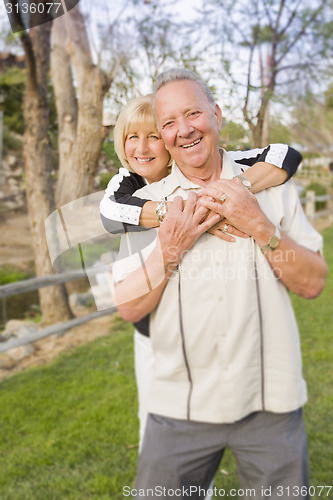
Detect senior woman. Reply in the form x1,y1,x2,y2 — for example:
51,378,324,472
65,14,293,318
99,96,301,492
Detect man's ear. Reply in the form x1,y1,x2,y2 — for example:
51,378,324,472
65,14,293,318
215,104,223,130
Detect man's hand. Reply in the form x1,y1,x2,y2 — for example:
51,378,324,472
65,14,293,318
198,178,269,239
158,191,221,268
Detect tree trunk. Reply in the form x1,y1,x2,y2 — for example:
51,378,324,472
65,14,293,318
52,6,116,207
22,24,73,325
261,51,272,146
59,65,107,204
51,16,78,207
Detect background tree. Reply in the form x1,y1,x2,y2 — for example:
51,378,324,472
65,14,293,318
13,20,73,324
51,4,122,207
101,0,202,116
199,0,331,147
291,85,333,154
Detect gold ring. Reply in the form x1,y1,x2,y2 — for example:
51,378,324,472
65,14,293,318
222,223,229,233
220,194,227,203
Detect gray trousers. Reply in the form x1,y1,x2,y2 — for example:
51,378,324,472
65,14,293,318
135,409,309,499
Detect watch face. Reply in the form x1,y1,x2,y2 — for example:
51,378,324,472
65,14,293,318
270,235,280,249
243,180,251,190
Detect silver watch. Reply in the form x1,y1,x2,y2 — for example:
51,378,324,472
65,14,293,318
236,174,251,191
156,199,168,223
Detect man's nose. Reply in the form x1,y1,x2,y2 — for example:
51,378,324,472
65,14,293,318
177,118,194,137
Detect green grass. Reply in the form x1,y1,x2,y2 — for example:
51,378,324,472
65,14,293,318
0,266,31,285
0,316,138,499
0,228,333,499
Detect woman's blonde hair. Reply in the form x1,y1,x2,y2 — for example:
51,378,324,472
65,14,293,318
114,95,172,172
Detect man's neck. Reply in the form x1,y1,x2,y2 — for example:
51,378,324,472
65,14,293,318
180,154,223,187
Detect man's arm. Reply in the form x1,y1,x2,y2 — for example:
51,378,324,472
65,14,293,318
198,179,327,299
115,193,221,322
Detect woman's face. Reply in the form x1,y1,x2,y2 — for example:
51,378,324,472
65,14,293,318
124,123,171,184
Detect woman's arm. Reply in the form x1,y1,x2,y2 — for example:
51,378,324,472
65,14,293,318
228,144,302,193
101,145,302,231
99,168,149,233
138,145,303,223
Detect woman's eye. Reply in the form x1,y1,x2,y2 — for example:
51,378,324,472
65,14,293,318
150,135,160,140
127,135,138,140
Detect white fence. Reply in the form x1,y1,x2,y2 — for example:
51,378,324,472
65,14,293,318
300,191,333,223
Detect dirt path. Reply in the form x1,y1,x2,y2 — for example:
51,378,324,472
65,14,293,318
0,211,34,270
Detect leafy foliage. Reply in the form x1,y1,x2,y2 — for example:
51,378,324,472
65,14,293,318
0,66,25,134
102,141,122,171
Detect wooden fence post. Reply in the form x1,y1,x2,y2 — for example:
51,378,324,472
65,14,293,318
305,190,315,223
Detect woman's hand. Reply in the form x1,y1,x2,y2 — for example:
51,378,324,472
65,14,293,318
207,217,249,242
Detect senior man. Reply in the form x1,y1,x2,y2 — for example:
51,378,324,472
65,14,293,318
114,68,327,499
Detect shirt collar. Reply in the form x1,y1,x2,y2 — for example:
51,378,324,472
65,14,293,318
161,148,235,198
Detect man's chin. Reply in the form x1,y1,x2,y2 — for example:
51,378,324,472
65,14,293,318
176,153,209,170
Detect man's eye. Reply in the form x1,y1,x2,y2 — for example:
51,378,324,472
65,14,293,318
189,111,199,117
163,121,173,129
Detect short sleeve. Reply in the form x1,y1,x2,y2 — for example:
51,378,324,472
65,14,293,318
279,182,323,254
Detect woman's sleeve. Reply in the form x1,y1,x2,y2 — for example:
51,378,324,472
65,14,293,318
228,144,302,179
100,168,149,233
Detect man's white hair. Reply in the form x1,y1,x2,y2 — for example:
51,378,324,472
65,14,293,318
152,68,216,120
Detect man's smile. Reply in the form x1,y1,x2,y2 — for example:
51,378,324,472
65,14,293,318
180,138,202,149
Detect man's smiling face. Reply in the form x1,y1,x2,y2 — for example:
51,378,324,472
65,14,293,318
154,79,222,178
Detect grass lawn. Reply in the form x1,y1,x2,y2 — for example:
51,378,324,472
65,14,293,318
0,227,332,499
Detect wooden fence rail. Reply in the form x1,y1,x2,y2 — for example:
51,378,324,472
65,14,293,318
0,266,117,354
0,265,110,299
0,307,117,353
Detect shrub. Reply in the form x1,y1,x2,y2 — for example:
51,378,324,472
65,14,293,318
102,140,122,170
99,172,114,190
3,127,23,153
